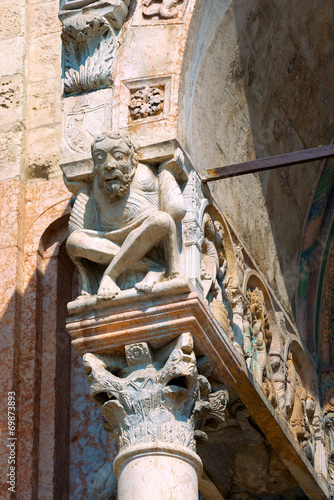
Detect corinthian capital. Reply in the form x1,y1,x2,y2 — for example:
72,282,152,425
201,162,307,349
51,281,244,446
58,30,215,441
83,333,203,452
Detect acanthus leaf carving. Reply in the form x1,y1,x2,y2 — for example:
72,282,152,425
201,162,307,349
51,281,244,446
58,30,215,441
83,334,200,452
83,334,227,459
61,13,117,96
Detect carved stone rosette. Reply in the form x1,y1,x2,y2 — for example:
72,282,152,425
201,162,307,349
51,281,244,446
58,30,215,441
129,86,164,120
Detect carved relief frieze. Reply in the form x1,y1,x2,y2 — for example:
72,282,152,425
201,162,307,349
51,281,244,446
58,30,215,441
131,0,188,26
183,219,203,248
322,371,334,485
64,98,110,155
142,0,185,20
270,352,287,413
233,243,246,284
200,212,230,332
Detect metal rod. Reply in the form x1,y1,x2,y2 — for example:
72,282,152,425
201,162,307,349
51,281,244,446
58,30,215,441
203,144,334,182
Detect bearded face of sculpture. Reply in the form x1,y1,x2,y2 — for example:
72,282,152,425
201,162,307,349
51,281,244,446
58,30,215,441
92,135,137,198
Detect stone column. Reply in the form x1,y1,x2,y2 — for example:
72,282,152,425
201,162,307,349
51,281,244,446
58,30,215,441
83,334,205,500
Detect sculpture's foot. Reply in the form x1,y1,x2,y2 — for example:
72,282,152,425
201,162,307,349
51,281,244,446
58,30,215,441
160,6,178,19
75,291,91,302
142,5,160,16
97,275,121,300
135,270,165,293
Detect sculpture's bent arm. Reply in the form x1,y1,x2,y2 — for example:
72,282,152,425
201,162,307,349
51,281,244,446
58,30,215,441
158,160,186,223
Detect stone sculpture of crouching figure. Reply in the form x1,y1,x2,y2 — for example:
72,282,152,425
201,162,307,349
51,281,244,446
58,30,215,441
65,131,186,300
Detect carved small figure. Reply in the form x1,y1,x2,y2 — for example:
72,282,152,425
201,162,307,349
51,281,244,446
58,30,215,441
246,288,277,408
286,352,316,462
200,213,229,330
242,307,253,370
200,213,220,301
66,131,186,300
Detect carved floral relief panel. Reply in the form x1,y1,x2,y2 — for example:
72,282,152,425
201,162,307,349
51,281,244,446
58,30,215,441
129,85,164,120
119,76,172,128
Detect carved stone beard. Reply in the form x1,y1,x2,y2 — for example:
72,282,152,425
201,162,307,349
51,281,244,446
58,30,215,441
98,169,134,199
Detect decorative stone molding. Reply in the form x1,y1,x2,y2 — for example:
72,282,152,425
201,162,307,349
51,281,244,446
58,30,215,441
61,13,117,96
129,86,164,120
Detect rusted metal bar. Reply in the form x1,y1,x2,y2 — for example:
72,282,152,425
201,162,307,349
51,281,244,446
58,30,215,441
203,144,334,182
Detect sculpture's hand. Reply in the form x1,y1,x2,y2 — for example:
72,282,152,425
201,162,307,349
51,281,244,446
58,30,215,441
63,173,90,197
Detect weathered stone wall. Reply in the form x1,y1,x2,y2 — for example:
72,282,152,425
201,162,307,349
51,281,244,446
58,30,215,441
0,0,67,497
